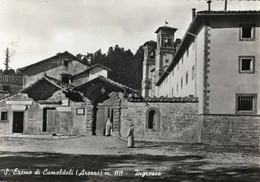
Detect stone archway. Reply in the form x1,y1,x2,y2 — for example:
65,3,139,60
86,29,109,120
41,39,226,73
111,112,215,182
92,91,122,137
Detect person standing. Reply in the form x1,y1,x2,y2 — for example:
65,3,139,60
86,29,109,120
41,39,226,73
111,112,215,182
127,123,135,148
105,118,112,136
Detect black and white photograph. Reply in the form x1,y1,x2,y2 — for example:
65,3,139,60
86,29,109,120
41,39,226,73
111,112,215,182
0,0,259,181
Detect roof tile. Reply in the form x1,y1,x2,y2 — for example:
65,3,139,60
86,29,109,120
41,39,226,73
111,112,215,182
127,97,198,103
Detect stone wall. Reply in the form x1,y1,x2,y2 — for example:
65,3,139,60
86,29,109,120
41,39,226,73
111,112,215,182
71,101,90,135
201,115,260,147
23,59,87,88
0,93,41,134
121,101,200,143
0,91,91,136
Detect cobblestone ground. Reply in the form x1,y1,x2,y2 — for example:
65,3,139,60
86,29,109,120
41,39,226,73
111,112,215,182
0,135,259,181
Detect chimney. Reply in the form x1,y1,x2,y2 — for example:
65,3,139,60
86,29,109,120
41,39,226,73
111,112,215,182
224,0,227,11
192,8,196,19
207,0,212,12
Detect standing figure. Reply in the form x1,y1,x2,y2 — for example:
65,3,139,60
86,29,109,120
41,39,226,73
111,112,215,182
105,118,112,136
127,123,135,148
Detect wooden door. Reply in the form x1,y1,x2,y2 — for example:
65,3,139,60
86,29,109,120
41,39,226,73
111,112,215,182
96,107,105,135
13,112,24,133
47,109,58,134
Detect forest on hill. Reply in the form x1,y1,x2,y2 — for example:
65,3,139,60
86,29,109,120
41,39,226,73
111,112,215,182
78,45,144,90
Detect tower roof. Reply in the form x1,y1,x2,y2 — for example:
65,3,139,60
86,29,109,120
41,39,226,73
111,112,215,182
143,40,157,47
155,26,177,33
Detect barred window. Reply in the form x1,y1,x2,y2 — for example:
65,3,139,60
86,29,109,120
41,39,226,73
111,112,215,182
236,94,257,113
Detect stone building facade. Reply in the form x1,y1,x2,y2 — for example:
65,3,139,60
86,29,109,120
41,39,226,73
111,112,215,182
0,51,136,137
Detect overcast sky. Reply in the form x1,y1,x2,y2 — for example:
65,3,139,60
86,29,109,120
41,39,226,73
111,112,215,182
0,0,259,70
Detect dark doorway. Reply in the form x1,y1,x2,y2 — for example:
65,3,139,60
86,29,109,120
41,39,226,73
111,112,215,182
43,108,56,132
13,112,24,133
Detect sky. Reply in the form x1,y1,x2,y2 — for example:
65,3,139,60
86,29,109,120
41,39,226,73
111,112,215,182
0,0,259,70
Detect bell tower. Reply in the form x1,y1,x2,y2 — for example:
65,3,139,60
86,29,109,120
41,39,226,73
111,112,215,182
141,40,157,97
154,26,177,89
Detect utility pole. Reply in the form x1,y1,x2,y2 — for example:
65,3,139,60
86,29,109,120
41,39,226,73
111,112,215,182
4,48,10,71
224,0,228,11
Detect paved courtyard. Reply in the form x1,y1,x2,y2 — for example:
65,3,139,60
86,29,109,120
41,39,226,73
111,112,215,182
0,135,259,181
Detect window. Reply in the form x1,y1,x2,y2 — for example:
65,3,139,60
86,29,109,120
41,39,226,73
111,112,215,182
192,65,195,79
146,108,160,130
76,108,85,115
186,72,188,85
1,111,8,121
150,50,155,59
181,77,183,89
61,74,71,84
165,59,169,64
239,56,255,73
240,24,255,41
63,59,70,67
2,85,10,92
2,85,11,92
236,94,257,114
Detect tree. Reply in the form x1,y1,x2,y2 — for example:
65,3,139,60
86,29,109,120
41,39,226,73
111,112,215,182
89,45,144,90
4,48,9,71
3,47,15,71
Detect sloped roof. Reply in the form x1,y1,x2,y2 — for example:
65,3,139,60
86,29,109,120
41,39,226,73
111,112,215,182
73,75,136,93
128,96,198,103
19,51,88,74
143,40,157,47
155,26,177,33
22,75,74,93
71,64,112,79
21,75,76,101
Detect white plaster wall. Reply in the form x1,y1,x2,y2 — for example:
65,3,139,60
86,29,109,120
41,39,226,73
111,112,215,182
89,67,108,80
158,34,205,98
208,26,260,114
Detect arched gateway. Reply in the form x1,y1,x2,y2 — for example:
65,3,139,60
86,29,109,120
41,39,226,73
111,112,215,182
72,76,135,137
